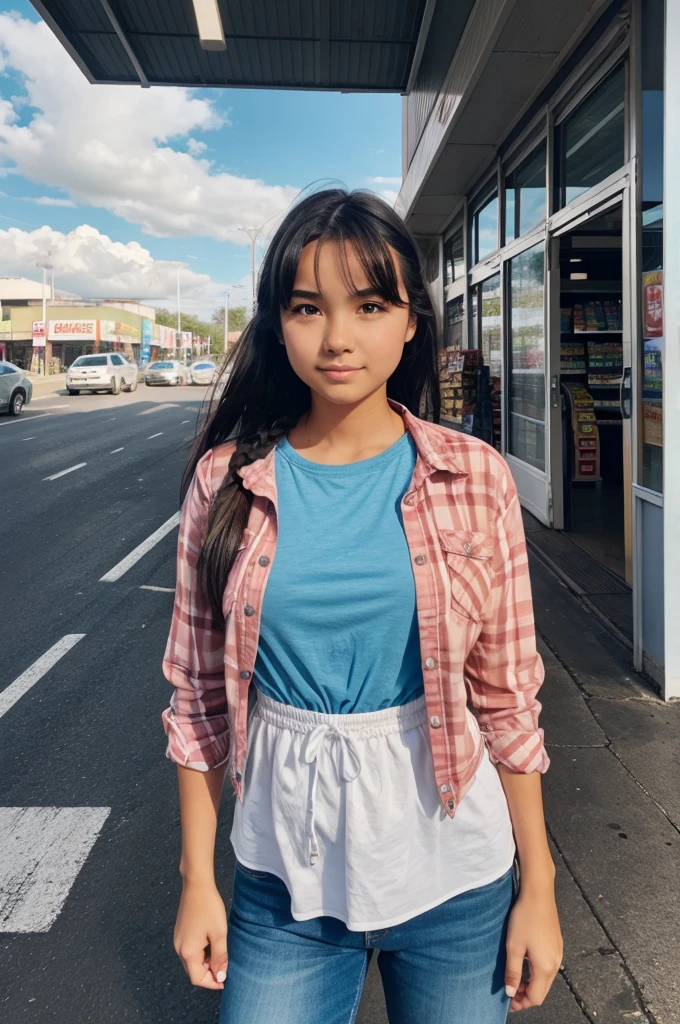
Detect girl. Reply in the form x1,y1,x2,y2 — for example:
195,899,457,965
162,189,562,1024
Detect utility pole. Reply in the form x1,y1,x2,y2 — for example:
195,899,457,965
36,258,53,375
224,289,229,352
176,264,181,334
238,215,282,318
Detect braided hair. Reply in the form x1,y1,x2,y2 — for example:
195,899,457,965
183,187,441,624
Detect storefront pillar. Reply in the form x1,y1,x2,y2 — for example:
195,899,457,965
662,0,680,700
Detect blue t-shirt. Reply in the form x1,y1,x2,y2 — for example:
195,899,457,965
253,432,425,713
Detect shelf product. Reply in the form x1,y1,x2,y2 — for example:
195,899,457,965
562,382,601,481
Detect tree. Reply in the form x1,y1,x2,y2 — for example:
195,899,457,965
211,305,247,332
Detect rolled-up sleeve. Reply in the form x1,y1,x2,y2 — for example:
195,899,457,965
161,449,229,771
464,477,550,775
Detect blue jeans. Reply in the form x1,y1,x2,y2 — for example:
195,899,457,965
219,862,517,1024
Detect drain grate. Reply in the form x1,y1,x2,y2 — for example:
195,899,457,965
527,530,630,595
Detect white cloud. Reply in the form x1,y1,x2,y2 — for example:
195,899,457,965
0,222,250,317
0,13,299,242
368,176,402,186
22,195,77,207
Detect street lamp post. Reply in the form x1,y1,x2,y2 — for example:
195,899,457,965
238,214,281,318
36,257,53,375
224,289,229,351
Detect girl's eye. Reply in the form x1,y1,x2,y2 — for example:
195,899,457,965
293,304,320,317
360,302,384,315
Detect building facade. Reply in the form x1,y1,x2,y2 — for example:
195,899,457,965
397,0,673,696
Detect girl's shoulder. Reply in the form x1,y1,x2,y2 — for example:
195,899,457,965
194,442,237,494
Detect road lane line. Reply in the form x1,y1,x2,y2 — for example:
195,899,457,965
100,512,180,582
140,585,176,593
181,419,191,424
22,437,36,441
0,634,86,720
138,403,179,415
0,807,110,933
43,462,87,481
147,432,163,439
110,447,124,454
0,414,52,428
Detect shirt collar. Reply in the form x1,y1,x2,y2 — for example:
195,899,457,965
238,399,467,500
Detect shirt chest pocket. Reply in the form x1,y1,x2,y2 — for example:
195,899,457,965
437,530,495,623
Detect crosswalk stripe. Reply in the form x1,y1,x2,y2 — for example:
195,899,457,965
0,635,85,720
0,807,110,933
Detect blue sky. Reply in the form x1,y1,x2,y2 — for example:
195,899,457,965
0,1,402,317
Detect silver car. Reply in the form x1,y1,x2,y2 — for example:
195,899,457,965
0,360,33,416
66,353,138,395
189,360,217,385
143,360,189,386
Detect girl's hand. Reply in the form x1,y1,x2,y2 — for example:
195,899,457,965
505,887,563,1012
174,879,228,989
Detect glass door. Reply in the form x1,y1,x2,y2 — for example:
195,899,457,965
503,238,550,522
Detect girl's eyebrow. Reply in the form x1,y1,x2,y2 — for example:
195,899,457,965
289,287,384,300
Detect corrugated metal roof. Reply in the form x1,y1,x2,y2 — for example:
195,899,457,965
29,0,428,91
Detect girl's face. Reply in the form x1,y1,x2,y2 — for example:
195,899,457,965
279,240,417,406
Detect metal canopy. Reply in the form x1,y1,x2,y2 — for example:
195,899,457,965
29,0,430,91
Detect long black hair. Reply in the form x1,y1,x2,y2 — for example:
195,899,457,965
187,188,440,622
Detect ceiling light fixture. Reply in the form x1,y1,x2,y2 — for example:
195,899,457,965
192,0,226,51
570,258,583,263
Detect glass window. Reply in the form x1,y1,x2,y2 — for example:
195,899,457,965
504,144,546,243
508,242,546,470
444,229,464,284
471,192,499,265
639,0,663,493
149,361,174,369
110,354,124,366
72,355,107,367
0,363,18,375
557,64,626,208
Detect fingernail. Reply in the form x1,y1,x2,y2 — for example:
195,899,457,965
216,970,226,983
506,985,517,998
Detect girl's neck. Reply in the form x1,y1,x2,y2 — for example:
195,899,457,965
287,388,406,465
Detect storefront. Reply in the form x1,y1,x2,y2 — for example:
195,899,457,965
399,0,671,694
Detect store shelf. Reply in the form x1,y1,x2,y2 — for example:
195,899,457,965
596,419,622,425
573,329,623,334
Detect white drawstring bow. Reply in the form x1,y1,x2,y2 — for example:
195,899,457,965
301,724,362,865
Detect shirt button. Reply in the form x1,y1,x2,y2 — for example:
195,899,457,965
463,542,473,555
424,657,437,670
414,555,425,565
430,715,441,728
240,670,251,680
258,556,270,566
439,783,451,793
244,605,255,617
447,799,455,812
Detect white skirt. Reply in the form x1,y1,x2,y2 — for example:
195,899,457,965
231,691,516,932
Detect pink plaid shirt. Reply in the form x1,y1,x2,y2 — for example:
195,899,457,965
162,401,549,819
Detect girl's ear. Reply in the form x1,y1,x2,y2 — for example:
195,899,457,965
404,313,418,344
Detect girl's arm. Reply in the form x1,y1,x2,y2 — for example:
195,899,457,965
496,767,562,1012
174,764,229,990
463,470,562,1010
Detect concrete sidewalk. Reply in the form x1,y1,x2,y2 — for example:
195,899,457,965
27,372,68,400
356,554,680,1024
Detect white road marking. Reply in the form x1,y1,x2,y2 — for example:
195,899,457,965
43,462,87,481
0,634,85,720
138,403,179,416
110,447,124,454
181,419,191,424
28,404,65,410
22,437,36,441
140,584,176,593
0,807,110,933
100,512,181,582
0,414,51,428
147,432,163,439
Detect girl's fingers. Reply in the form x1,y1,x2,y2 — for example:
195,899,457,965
181,951,224,990
207,931,228,985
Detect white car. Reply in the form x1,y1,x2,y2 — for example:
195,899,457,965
143,360,189,386
189,360,217,385
66,353,138,395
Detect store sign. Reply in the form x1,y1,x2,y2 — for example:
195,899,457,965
32,320,46,347
141,318,152,364
158,325,176,350
48,320,97,341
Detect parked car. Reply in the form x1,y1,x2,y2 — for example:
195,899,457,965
143,360,190,386
0,360,33,416
66,353,138,395
188,360,217,385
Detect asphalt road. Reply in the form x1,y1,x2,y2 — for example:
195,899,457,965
0,385,387,1024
